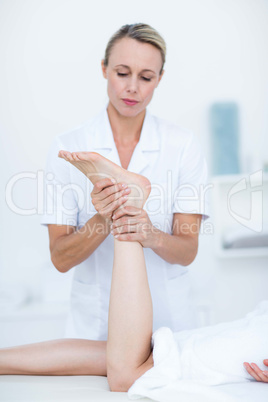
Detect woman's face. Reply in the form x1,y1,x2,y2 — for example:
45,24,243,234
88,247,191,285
101,38,164,117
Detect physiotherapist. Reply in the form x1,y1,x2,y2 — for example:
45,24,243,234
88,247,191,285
41,23,209,341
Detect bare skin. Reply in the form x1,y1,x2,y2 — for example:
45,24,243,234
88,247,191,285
0,152,153,392
58,150,151,212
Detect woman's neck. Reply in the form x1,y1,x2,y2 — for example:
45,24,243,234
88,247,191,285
107,102,145,147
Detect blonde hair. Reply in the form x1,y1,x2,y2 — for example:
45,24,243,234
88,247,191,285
104,23,166,75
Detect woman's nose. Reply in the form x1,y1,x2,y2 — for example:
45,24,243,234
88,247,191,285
126,77,138,93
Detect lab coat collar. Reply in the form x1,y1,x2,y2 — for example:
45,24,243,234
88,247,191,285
91,105,160,174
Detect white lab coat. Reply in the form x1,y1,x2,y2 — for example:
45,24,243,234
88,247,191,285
41,105,210,340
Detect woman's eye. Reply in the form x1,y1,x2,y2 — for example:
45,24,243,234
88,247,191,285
117,73,151,82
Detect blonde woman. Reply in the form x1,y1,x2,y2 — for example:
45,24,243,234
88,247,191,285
41,23,208,342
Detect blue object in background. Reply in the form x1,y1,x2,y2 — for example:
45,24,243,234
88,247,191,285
210,102,240,175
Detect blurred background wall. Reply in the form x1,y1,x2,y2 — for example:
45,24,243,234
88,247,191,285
0,0,268,345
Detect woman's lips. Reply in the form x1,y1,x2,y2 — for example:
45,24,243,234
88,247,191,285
122,99,139,106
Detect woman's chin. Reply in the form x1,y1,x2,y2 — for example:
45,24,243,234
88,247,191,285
118,105,145,118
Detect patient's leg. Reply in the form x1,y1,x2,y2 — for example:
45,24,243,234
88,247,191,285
58,151,154,388
0,153,153,381
0,242,153,379
106,239,154,392
0,339,107,376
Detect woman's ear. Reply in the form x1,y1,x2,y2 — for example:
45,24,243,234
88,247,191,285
101,59,107,79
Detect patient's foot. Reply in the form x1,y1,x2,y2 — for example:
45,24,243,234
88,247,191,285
58,151,151,209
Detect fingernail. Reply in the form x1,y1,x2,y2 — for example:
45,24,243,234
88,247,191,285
114,235,119,238
264,371,268,375
111,178,116,184
243,363,247,369
111,230,114,235
122,183,127,188
123,196,128,200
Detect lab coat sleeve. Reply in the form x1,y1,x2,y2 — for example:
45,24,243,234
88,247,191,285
40,136,79,227
172,133,210,221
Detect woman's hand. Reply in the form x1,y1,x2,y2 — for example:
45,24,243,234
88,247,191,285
110,206,160,248
91,178,130,222
243,360,268,382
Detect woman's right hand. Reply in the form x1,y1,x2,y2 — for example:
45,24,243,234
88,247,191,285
91,178,130,221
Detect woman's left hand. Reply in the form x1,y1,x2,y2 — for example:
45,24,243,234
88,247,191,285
110,206,159,248
243,360,268,382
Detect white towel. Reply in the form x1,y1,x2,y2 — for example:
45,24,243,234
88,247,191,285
128,300,268,402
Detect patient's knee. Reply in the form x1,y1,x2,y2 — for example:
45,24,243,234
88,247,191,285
107,367,136,392
107,352,154,392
